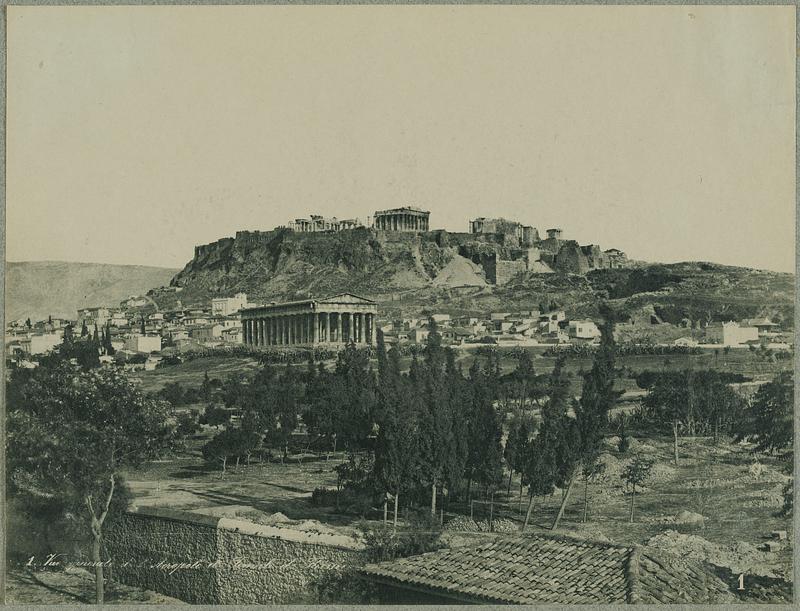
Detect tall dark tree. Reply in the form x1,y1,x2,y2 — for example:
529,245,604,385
552,308,621,529
374,346,421,527
504,414,532,495
520,357,579,531
376,328,388,380
271,369,303,463
464,360,504,504
736,372,794,454
416,325,462,515
103,322,115,355
329,344,377,453
80,320,89,337
505,350,543,410
201,371,213,401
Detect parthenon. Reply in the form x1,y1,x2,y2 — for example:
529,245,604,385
373,207,430,232
240,293,378,347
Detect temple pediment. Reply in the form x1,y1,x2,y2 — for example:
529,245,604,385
316,293,376,305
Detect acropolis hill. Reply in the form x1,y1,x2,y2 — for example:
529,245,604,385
159,207,791,325
184,208,626,282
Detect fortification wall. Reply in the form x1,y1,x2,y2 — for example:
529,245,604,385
194,237,235,260
104,507,366,604
494,259,527,285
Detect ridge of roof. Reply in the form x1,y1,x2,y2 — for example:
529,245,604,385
625,544,642,604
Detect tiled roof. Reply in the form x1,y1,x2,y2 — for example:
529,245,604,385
362,533,734,605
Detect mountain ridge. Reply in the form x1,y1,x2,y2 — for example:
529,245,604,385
5,261,180,321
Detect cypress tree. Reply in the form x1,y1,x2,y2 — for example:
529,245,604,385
551,307,622,530
374,346,420,528
520,356,579,531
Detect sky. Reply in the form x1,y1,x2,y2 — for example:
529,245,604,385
7,5,796,272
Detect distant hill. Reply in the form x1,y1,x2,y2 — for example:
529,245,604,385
5,261,180,322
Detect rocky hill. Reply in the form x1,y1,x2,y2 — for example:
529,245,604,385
159,229,794,328
6,261,180,321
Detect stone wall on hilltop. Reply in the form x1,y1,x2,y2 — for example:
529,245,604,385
169,227,626,307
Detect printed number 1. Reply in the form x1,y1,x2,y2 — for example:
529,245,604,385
737,574,745,590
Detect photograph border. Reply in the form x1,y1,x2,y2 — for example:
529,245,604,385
0,1,797,609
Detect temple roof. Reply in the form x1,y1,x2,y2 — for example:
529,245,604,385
241,293,376,314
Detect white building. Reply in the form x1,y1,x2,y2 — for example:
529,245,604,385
78,307,111,328
124,334,162,354
190,324,224,342
221,327,243,343
20,333,62,355
706,322,759,346
110,312,129,327
568,320,601,340
212,293,248,317
409,328,430,344
539,311,567,334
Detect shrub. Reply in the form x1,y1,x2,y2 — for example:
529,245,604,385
356,509,443,563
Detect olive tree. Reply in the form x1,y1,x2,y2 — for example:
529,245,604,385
8,361,175,603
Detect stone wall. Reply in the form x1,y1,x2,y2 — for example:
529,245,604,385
105,508,221,604
193,237,235,261
494,259,527,285
105,507,366,604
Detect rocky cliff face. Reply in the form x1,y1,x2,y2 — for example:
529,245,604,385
171,228,457,305
167,227,625,307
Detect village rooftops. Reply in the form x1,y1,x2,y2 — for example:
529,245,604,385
361,533,733,605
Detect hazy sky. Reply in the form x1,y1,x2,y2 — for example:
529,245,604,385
7,5,796,272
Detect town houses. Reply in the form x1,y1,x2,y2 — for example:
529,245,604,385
6,287,793,371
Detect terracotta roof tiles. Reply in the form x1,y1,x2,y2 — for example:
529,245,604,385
362,533,734,604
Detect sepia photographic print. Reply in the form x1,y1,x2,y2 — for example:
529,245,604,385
4,3,796,606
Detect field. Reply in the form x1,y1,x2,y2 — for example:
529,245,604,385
120,425,793,603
